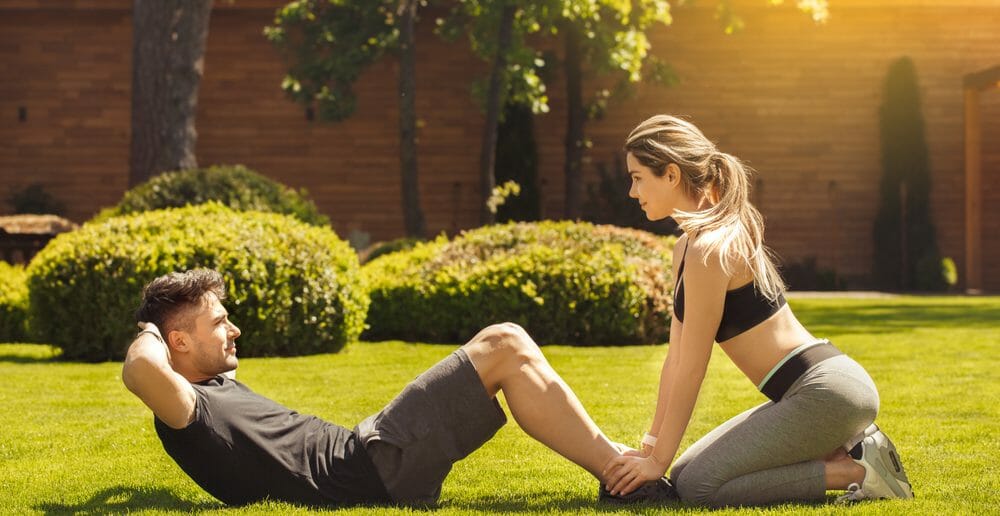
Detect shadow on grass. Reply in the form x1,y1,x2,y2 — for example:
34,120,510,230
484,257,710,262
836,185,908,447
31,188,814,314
446,494,684,513
793,302,998,337
448,494,831,513
35,485,219,515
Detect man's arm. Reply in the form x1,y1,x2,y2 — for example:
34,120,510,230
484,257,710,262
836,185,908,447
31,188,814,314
121,324,197,429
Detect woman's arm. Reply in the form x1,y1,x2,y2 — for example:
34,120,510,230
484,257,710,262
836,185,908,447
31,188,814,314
639,234,689,454
639,315,682,457
604,239,729,494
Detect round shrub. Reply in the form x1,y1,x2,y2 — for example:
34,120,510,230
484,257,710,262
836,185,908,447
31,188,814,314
363,221,674,345
359,237,425,264
0,262,29,342
95,164,329,226
27,203,367,361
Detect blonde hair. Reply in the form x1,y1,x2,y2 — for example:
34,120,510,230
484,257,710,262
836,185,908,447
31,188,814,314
624,115,785,300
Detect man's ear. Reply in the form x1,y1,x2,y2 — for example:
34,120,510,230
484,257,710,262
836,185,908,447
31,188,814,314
166,329,191,353
665,163,682,187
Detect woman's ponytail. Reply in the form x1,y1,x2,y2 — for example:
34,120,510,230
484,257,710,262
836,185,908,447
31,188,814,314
625,116,785,301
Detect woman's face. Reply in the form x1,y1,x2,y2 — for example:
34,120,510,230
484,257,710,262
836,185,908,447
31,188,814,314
627,152,683,221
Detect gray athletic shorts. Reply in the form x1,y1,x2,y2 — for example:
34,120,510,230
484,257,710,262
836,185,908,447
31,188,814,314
354,349,507,505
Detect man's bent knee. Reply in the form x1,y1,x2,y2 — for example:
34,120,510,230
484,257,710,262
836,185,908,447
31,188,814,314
464,323,542,372
462,323,542,395
476,323,537,357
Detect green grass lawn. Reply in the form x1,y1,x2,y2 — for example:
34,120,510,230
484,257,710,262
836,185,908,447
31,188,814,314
1,296,998,515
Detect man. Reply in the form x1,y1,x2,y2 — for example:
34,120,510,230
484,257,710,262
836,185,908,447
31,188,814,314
123,269,676,507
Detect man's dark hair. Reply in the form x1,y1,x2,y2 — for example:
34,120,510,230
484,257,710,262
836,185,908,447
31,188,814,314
135,269,226,334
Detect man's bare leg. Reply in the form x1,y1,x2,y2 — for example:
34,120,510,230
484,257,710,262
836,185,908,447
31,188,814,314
461,323,619,483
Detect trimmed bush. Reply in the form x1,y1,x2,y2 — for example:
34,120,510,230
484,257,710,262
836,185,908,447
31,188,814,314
915,255,958,291
27,203,367,361
781,257,847,291
873,57,953,291
359,237,425,264
0,262,29,342
363,221,674,345
95,164,329,226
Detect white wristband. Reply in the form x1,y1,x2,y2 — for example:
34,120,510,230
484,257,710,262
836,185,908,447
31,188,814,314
641,433,658,448
137,329,164,344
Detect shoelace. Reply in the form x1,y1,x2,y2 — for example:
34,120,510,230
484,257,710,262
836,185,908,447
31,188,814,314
836,482,863,504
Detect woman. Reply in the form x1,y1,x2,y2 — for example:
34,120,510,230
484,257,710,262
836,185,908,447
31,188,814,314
602,115,914,507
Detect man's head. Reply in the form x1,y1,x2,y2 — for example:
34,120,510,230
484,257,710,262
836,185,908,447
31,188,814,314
136,269,241,380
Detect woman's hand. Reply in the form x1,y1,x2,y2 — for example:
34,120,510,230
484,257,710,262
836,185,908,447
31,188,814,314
610,441,638,455
602,455,669,496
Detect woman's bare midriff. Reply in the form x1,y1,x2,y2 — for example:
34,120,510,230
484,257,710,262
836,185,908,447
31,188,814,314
717,304,817,387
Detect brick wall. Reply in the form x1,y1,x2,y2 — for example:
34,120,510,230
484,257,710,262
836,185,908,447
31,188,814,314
547,1,1000,288
981,88,1000,291
1,8,132,222
1,0,997,289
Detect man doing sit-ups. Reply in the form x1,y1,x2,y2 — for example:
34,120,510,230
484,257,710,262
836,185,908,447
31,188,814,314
122,269,675,507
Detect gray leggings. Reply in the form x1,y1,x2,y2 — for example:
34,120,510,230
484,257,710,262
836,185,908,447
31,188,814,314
670,353,880,507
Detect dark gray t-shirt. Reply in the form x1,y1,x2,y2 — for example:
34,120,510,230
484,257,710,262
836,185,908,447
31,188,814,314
154,375,389,506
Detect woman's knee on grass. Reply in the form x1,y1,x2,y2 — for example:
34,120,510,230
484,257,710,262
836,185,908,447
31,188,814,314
673,458,725,507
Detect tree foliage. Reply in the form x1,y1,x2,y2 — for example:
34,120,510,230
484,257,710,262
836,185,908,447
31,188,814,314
438,0,677,117
717,0,829,35
265,1,398,121
265,0,830,227
267,0,427,237
496,102,540,222
437,1,677,219
873,57,952,291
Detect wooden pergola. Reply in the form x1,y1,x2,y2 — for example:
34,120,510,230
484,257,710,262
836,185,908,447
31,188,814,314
964,65,1000,294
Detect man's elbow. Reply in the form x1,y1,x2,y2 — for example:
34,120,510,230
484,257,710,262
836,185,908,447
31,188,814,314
121,359,139,394
121,353,152,394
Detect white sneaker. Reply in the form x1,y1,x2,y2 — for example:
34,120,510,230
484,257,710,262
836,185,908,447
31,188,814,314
843,423,880,452
837,429,914,503
836,482,863,504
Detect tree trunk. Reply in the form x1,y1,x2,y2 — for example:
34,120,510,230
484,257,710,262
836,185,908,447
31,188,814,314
478,4,516,225
563,22,585,220
399,0,426,238
397,0,426,238
128,0,214,187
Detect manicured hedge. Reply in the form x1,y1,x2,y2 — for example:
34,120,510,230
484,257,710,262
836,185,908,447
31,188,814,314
0,262,29,342
94,164,329,226
27,203,366,361
359,237,425,264
363,221,674,345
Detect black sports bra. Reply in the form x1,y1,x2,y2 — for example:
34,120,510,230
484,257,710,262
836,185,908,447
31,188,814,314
673,239,786,343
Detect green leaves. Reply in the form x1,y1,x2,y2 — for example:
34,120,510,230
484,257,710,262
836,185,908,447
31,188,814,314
27,204,367,361
719,1,828,35
266,0,399,122
362,221,675,345
94,164,329,227
0,262,29,342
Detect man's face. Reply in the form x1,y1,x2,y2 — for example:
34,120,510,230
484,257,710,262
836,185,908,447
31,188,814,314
184,292,241,377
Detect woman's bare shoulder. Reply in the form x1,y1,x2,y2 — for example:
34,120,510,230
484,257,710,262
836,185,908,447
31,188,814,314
685,234,743,280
